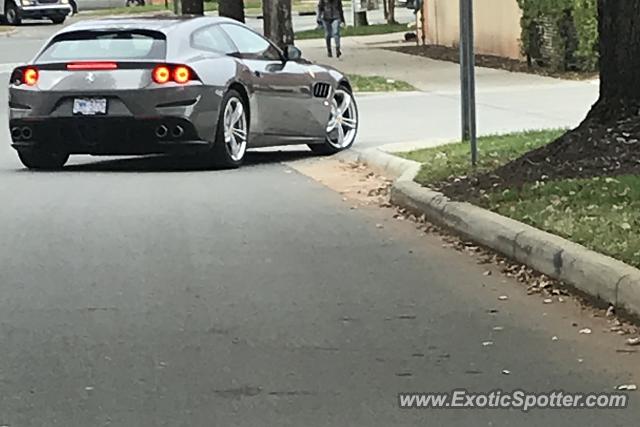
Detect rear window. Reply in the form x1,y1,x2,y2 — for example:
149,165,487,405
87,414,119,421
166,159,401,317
37,30,166,62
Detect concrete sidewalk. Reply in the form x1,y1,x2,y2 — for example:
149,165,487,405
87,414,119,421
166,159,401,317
297,32,598,93
297,32,599,148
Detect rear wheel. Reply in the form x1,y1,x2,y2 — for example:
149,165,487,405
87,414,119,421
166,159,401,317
5,3,21,25
17,149,69,170
308,85,358,155
206,89,249,169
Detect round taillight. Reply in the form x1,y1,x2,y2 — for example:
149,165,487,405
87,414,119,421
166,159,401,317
152,65,171,84
173,66,190,84
23,67,38,86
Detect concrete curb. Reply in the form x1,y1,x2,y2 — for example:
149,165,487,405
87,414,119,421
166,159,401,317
351,146,640,318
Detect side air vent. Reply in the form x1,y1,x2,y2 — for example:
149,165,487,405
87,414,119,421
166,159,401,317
313,82,331,98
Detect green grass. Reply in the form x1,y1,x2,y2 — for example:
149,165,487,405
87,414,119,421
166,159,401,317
486,176,640,268
296,23,409,40
401,129,566,187
402,129,640,268
348,74,415,92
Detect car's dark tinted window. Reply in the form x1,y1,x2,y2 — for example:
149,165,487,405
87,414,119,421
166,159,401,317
220,24,281,61
37,30,166,62
192,25,236,54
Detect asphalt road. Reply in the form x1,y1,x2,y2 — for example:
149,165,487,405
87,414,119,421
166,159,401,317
0,18,639,427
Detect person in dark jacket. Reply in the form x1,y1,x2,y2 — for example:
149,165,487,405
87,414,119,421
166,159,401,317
317,0,345,58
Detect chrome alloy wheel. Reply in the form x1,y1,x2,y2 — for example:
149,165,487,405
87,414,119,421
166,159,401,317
326,88,358,149
223,97,248,162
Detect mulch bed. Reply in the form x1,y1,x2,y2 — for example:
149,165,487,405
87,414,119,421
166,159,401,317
437,104,640,201
385,44,596,80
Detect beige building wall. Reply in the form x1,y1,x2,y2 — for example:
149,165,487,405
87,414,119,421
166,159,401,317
424,0,524,60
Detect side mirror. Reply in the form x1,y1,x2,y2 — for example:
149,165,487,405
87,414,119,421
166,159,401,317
285,45,302,61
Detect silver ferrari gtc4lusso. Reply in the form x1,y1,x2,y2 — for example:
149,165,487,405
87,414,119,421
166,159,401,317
8,16,359,169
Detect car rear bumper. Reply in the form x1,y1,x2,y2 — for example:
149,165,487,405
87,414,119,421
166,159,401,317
9,116,212,155
19,5,71,18
9,85,222,155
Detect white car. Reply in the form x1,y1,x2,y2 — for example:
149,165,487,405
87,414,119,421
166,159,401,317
0,0,71,25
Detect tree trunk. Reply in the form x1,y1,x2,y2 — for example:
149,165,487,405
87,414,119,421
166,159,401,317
387,0,395,24
469,0,640,189
596,0,640,109
383,0,388,20
262,0,294,51
218,0,245,22
181,0,203,15
444,0,640,193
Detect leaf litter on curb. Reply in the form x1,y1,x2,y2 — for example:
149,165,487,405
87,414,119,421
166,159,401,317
310,160,640,359
384,201,640,356
626,337,640,346
616,384,637,391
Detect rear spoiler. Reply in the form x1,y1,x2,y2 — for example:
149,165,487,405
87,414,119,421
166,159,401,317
51,28,167,41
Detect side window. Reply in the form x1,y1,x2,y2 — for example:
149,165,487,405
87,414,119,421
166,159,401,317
220,24,281,61
191,25,236,54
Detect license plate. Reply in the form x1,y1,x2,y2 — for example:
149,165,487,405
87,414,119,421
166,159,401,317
73,98,107,116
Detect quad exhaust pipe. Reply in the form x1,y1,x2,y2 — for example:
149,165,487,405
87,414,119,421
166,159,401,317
155,124,184,139
21,127,33,140
11,126,32,140
155,125,168,139
172,125,184,138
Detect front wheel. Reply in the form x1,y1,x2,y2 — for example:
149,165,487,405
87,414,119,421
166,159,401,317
17,150,69,170
206,89,249,169
308,86,358,155
50,15,65,24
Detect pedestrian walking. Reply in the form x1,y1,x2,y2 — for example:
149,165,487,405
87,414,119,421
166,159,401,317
317,0,345,58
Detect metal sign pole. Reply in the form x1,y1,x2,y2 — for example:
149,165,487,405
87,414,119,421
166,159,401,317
459,0,477,166
459,0,469,142
466,0,477,166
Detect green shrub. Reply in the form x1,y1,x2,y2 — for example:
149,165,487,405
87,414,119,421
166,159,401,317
517,0,598,72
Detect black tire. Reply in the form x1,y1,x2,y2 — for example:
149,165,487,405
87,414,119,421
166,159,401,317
70,0,77,14
206,89,249,169
308,141,339,156
18,150,69,170
5,2,21,25
308,84,358,156
50,15,65,24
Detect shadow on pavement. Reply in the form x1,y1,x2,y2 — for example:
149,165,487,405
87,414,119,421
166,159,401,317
33,149,318,173
0,21,55,28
